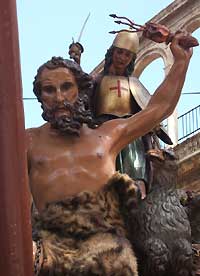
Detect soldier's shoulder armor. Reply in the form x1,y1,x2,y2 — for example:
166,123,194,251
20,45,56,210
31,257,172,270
129,77,172,145
128,76,151,109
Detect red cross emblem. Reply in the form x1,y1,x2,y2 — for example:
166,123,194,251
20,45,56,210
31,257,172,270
109,80,128,97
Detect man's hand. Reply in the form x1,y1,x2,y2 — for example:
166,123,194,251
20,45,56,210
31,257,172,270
170,31,194,62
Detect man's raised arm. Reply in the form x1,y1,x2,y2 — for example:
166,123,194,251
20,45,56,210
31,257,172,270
146,32,193,120
111,32,194,154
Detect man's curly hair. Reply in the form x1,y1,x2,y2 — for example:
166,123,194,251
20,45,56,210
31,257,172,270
33,57,92,102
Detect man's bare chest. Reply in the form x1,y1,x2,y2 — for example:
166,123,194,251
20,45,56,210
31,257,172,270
30,134,110,169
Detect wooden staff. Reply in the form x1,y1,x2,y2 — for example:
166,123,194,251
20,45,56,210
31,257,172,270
0,0,33,275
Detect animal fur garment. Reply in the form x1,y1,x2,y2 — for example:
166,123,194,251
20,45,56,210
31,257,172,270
32,173,139,276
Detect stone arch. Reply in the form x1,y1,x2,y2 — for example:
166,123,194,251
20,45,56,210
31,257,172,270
92,0,200,79
132,0,200,80
133,46,169,78
131,0,200,145
180,14,200,33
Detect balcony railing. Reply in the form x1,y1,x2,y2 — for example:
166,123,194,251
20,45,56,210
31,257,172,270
178,104,200,142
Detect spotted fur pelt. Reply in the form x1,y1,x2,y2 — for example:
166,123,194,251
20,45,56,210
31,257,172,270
126,150,195,276
32,173,139,276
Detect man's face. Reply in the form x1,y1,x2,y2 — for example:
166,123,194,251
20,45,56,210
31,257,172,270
38,66,90,135
40,67,79,119
112,47,133,74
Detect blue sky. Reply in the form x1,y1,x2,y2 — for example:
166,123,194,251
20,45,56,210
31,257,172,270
16,0,200,128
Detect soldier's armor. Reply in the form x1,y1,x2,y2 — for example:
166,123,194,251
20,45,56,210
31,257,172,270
95,75,172,145
95,76,151,117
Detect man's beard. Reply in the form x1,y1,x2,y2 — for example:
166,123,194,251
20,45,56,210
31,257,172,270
41,97,89,136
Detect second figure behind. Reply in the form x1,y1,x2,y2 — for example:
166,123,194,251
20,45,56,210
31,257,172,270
93,31,172,198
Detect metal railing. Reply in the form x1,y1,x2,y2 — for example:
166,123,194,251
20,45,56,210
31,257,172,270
178,104,200,142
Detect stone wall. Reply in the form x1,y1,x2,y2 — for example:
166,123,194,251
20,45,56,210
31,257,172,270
174,132,200,192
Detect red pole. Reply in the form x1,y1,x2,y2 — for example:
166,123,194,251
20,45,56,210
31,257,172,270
0,0,33,275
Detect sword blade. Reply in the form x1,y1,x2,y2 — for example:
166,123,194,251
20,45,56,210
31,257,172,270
77,12,91,42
